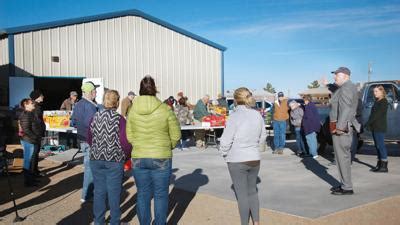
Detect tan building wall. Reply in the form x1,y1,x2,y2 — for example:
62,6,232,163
11,15,222,103
0,37,9,65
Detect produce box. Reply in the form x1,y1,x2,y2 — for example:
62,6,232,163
43,111,71,128
202,115,226,127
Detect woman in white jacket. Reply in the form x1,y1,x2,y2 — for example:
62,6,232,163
220,87,267,225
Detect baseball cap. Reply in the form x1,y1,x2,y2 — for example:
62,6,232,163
128,91,136,96
278,92,284,97
81,81,99,93
331,67,351,76
70,91,78,96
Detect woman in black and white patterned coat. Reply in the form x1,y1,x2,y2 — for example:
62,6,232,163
87,90,132,225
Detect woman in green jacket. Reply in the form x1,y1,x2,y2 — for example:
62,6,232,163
366,85,389,173
126,75,181,225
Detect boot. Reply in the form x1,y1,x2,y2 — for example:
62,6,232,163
370,160,382,172
24,169,38,187
374,161,388,173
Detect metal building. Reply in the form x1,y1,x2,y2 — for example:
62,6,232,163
0,9,226,108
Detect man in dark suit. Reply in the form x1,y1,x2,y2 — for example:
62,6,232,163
329,67,361,195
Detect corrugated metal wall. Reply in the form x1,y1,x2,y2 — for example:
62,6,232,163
0,37,9,65
12,16,222,104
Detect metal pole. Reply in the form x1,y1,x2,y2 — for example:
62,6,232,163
1,152,25,222
368,61,372,82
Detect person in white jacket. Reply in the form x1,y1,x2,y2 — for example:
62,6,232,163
219,87,267,225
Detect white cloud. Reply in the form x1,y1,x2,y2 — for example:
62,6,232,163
269,47,375,56
212,4,400,36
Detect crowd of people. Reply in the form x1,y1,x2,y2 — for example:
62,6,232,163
15,66,392,225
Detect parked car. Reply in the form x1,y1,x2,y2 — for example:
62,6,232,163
227,98,272,117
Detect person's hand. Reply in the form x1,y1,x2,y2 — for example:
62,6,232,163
335,129,344,135
335,128,348,135
320,77,329,86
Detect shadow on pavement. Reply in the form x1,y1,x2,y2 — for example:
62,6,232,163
57,201,93,225
0,171,83,218
167,168,209,225
353,158,375,169
0,162,76,206
114,179,136,223
301,157,341,188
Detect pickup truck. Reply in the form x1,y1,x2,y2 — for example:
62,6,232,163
318,80,400,152
360,80,400,140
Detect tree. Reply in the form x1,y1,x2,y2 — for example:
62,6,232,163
308,80,320,89
263,83,276,93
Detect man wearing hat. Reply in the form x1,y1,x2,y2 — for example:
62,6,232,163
120,91,136,117
29,90,46,177
329,67,360,195
60,91,78,111
272,91,289,154
71,81,98,202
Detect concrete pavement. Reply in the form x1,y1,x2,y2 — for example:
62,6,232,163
1,140,399,224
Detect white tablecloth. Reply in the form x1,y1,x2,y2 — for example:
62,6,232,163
46,127,77,134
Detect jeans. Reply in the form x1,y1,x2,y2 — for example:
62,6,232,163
90,160,124,225
132,158,172,225
20,140,35,171
294,127,306,154
81,142,93,200
273,120,286,150
372,131,388,160
305,132,318,157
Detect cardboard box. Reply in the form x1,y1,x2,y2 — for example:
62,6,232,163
6,144,24,172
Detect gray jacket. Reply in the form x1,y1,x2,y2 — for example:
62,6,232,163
219,105,267,162
329,80,361,133
290,107,304,127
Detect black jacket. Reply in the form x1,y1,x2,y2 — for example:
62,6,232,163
32,102,46,137
19,111,42,144
366,98,388,133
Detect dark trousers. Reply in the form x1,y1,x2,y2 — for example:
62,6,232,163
33,144,40,173
195,129,206,141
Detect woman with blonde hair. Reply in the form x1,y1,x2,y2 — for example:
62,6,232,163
220,87,267,225
88,90,132,225
366,85,389,172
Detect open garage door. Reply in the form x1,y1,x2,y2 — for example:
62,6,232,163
9,76,84,110
34,77,84,110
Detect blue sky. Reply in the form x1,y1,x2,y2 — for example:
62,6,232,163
1,0,400,97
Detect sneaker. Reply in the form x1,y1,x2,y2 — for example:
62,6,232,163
331,188,354,195
298,152,306,157
80,199,86,203
313,155,319,159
